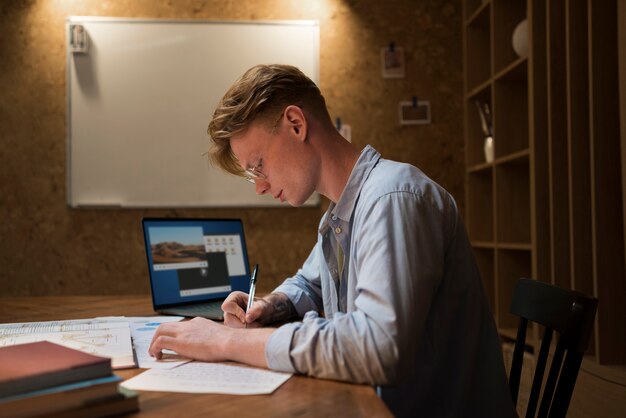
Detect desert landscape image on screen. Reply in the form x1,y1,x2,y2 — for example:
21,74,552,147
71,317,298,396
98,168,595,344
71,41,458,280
149,226,206,264
151,241,206,264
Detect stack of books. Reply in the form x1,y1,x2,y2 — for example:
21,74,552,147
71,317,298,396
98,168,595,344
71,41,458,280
0,341,139,418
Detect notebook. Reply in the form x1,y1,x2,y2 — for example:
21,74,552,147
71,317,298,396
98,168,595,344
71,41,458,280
142,218,251,320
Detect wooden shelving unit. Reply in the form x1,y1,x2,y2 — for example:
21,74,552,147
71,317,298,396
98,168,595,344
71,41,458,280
463,0,625,414
464,0,533,336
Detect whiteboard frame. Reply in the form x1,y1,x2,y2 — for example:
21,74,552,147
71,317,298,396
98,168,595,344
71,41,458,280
66,17,320,208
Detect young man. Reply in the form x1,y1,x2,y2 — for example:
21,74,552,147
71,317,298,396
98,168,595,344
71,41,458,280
149,64,516,417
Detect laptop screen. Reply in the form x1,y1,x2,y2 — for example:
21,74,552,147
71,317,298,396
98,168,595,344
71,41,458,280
142,218,250,309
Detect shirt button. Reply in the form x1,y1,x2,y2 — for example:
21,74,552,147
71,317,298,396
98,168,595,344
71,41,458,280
334,227,342,234
331,215,337,221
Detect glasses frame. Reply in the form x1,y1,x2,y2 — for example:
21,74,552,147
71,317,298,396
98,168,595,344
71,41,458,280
242,109,285,184
243,161,266,184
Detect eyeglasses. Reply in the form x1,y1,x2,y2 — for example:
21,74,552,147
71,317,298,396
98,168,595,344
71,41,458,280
242,110,285,184
243,159,266,184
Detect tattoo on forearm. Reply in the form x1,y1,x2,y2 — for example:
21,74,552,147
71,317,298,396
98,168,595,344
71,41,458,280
258,293,298,325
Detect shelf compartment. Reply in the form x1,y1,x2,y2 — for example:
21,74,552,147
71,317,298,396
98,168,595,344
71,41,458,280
465,3,491,91
496,158,530,244
473,247,495,314
493,0,528,73
467,169,494,242
496,249,531,329
493,61,529,158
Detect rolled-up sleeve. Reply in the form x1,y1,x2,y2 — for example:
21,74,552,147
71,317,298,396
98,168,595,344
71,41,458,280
265,322,298,373
272,245,324,317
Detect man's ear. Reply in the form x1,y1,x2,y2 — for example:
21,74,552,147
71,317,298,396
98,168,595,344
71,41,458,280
284,105,308,142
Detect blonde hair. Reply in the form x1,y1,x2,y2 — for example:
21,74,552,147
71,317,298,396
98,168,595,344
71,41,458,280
207,64,329,176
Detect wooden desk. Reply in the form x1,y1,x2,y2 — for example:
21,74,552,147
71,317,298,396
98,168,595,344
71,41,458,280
0,296,392,417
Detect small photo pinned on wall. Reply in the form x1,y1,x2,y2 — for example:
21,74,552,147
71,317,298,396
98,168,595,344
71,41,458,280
399,100,431,125
381,43,405,79
69,24,89,53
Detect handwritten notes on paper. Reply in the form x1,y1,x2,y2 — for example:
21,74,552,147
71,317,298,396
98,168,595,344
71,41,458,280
121,362,292,395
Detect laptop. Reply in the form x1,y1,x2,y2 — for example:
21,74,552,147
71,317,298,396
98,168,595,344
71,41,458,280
142,218,251,320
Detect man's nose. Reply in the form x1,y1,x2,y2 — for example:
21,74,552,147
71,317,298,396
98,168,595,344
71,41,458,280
255,179,269,195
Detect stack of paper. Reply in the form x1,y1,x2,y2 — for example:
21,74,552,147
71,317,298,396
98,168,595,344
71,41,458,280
0,318,134,369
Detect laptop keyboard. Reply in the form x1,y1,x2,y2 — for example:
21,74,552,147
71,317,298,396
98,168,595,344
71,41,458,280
161,301,224,320
182,302,222,312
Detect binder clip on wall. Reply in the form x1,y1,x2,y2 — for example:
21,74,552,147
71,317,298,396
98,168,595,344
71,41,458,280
399,96,431,125
69,24,89,54
336,117,352,142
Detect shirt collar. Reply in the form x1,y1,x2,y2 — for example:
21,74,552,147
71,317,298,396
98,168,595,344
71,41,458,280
323,145,381,229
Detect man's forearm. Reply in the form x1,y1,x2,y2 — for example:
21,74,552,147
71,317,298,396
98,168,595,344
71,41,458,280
258,292,299,325
223,327,274,368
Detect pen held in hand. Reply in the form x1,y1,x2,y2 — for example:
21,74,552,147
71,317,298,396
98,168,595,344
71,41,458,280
245,264,259,328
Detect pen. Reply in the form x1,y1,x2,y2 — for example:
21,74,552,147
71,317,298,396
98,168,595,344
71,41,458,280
245,264,259,328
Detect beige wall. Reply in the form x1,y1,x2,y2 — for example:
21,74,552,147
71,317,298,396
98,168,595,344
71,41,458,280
0,0,463,296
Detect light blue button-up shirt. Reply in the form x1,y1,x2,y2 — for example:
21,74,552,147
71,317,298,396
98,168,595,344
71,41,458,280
266,146,515,417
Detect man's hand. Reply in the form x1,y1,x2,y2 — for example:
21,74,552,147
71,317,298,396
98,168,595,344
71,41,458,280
148,316,273,368
220,291,269,328
148,317,233,362
221,291,299,328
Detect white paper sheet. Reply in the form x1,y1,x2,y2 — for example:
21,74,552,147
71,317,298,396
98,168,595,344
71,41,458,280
127,316,192,369
0,316,129,334
121,362,292,395
0,317,134,369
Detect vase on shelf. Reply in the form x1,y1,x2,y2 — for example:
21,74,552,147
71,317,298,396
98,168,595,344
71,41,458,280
484,136,494,163
512,19,528,58
474,99,494,163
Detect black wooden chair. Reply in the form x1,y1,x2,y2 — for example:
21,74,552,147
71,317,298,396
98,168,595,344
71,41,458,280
508,278,598,418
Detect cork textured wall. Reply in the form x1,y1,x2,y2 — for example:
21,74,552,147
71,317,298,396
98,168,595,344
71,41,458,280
0,0,463,296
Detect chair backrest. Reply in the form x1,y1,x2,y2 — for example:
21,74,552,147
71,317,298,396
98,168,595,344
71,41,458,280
508,278,598,418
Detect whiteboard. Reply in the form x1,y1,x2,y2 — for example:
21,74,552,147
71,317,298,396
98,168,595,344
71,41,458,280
66,17,320,207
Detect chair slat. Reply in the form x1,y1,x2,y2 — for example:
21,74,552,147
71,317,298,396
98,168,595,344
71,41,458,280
550,351,584,417
526,328,552,418
537,336,566,417
507,278,598,418
510,317,528,404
